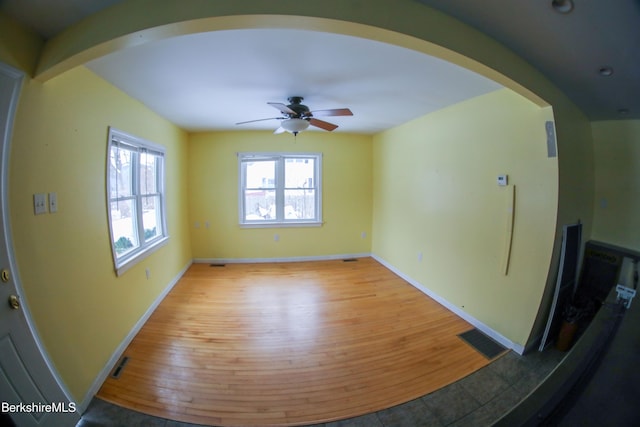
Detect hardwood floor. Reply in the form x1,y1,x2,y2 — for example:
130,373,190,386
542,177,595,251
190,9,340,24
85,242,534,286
97,257,494,426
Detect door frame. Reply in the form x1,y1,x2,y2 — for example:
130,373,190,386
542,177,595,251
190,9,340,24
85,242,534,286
0,61,78,423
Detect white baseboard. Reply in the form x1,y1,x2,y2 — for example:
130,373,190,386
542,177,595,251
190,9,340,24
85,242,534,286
78,260,192,412
371,254,525,355
194,252,372,264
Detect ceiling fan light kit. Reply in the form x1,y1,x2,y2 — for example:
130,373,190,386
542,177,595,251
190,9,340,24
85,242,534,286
236,96,353,136
280,118,310,135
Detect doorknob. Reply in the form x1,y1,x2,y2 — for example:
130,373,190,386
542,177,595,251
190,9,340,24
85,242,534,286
8,295,20,310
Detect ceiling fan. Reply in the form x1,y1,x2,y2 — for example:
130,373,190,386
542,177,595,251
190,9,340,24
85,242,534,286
236,96,353,136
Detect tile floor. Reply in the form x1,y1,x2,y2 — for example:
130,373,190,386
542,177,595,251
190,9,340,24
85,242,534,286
77,347,566,427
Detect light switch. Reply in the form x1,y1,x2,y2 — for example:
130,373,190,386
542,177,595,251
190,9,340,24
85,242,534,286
49,192,58,213
33,193,47,215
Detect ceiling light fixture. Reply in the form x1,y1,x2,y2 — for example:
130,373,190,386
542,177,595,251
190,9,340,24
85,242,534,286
552,0,574,13
598,66,614,77
280,118,310,136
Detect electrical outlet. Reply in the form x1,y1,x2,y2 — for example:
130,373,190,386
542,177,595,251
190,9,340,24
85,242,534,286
274,234,279,242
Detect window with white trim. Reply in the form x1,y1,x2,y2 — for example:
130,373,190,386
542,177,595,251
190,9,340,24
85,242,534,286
107,127,168,274
239,152,322,227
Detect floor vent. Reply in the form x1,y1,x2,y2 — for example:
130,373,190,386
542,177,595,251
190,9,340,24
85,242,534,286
210,263,226,267
458,329,506,360
110,356,129,379
343,258,358,262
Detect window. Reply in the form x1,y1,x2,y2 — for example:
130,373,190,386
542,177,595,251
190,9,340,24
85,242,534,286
239,152,322,227
107,127,168,274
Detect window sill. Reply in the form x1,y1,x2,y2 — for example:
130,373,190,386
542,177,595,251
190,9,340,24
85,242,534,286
239,221,323,229
114,236,169,276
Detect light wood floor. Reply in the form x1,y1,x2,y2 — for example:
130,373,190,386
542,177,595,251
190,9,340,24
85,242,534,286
97,257,493,426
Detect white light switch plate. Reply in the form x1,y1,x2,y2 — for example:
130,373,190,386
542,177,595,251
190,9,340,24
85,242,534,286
34,193,47,215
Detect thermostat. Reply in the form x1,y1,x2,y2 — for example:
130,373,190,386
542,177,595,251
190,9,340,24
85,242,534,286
497,175,508,186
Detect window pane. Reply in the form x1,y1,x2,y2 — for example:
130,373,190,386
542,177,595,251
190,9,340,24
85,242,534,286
245,160,276,189
109,146,133,198
108,128,168,273
284,189,316,220
140,152,159,195
142,195,162,241
239,153,321,225
110,200,139,256
245,189,276,220
285,158,315,188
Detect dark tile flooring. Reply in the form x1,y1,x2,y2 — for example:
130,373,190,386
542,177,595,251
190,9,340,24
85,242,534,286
77,347,565,427
555,293,640,427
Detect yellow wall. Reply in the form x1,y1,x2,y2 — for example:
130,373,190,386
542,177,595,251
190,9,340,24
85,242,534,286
526,99,594,345
0,12,42,74
591,120,640,250
188,131,372,259
9,66,192,400
372,89,558,346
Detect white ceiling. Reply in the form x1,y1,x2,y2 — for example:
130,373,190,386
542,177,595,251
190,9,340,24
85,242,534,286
2,0,637,129
85,28,502,133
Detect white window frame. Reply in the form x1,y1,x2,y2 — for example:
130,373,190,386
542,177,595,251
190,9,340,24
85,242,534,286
238,152,323,228
107,127,169,275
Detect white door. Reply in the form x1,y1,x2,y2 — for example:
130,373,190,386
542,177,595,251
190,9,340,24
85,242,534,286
0,63,79,426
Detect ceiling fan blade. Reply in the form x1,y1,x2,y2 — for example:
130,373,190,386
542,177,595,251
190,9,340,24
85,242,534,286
267,102,296,115
309,118,338,132
274,127,286,134
236,117,284,125
310,108,353,117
